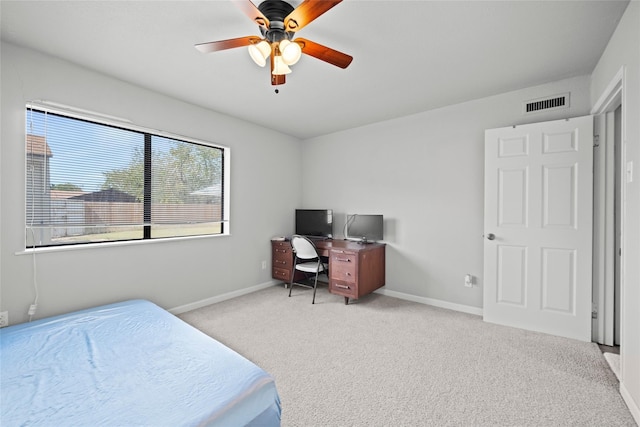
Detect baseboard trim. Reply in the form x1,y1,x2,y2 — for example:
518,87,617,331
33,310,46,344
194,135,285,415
169,280,278,315
374,288,483,316
169,282,483,317
620,382,640,425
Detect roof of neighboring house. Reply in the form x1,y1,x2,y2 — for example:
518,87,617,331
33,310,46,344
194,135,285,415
69,188,137,203
190,184,221,196
50,190,87,199
26,135,52,157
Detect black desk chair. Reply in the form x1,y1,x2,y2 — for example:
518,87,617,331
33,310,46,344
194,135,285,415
288,235,328,304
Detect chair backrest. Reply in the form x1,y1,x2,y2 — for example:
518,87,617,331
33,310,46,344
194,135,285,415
290,235,319,260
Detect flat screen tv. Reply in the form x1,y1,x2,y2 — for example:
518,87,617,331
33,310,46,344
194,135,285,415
295,209,333,239
345,214,383,243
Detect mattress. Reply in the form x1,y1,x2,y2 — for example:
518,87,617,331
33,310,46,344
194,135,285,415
0,299,281,426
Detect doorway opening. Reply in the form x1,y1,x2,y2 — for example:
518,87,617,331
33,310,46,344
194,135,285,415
591,67,624,357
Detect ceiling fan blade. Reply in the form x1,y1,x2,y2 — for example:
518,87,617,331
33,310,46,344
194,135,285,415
284,0,342,32
231,0,269,29
195,36,260,53
296,38,353,69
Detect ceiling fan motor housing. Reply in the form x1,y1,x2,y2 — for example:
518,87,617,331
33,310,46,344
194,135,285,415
258,0,295,42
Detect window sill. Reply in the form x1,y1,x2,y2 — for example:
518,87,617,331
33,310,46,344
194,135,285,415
15,232,230,255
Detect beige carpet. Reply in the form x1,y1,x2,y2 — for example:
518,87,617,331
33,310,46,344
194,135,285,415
179,285,636,426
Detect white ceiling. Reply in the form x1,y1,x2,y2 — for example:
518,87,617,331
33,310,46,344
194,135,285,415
0,0,629,139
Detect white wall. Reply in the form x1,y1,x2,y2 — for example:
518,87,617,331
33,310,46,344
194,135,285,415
0,42,302,323
3,7,638,418
590,1,640,421
301,75,592,311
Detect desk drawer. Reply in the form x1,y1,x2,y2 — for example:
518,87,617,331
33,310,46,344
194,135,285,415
329,279,357,298
330,251,357,282
272,256,290,269
273,246,292,257
272,267,291,281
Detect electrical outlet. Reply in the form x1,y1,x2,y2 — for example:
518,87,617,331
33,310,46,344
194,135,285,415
261,260,267,270
464,274,473,288
28,304,37,316
0,311,8,327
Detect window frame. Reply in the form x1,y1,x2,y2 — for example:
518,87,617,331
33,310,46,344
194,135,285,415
25,102,231,249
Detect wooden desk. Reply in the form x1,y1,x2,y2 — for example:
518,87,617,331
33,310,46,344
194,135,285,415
271,239,386,304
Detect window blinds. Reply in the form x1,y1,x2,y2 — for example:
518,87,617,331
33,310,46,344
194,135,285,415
25,105,225,247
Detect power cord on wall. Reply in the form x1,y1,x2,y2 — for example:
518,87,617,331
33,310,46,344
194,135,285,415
28,226,39,321
343,214,356,239
28,229,38,321
27,108,39,321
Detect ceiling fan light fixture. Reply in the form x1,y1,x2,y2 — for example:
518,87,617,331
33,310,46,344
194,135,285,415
279,39,302,65
272,55,292,75
248,40,271,67
195,0,352,86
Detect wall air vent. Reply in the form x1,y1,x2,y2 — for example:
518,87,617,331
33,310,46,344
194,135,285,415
523,93,570,114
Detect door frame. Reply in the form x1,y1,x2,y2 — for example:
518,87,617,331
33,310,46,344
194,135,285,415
591,66,625,346
592,112,617,345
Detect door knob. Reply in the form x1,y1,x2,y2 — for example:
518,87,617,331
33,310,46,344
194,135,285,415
486,233,496,241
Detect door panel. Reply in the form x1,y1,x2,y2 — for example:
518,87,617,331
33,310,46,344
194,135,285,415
543,163,577,228
541,247,575,313
484,116,593,341
499,168,528,227
497,245,527,305
543,129,577,153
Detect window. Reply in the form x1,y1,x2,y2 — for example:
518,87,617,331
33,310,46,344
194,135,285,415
25,105,227,248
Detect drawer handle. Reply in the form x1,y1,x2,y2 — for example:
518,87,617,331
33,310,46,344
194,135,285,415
335,284,350,290
336,258,351,262
345,272,351,276
275,260,285,265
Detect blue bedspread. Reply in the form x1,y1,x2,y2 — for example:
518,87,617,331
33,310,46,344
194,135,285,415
0,299,281,426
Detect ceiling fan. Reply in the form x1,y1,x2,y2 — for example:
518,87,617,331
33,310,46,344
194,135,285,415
195,0,353,86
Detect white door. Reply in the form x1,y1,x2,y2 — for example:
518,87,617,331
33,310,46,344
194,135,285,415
483,116,593,342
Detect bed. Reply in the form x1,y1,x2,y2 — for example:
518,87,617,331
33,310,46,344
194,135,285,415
0,299,281,426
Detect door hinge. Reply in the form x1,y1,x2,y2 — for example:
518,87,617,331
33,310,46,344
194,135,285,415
594,135,600,148
592,303,598,319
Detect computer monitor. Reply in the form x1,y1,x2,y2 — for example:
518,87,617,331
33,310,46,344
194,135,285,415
295,209,333,239
345,214,383,243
